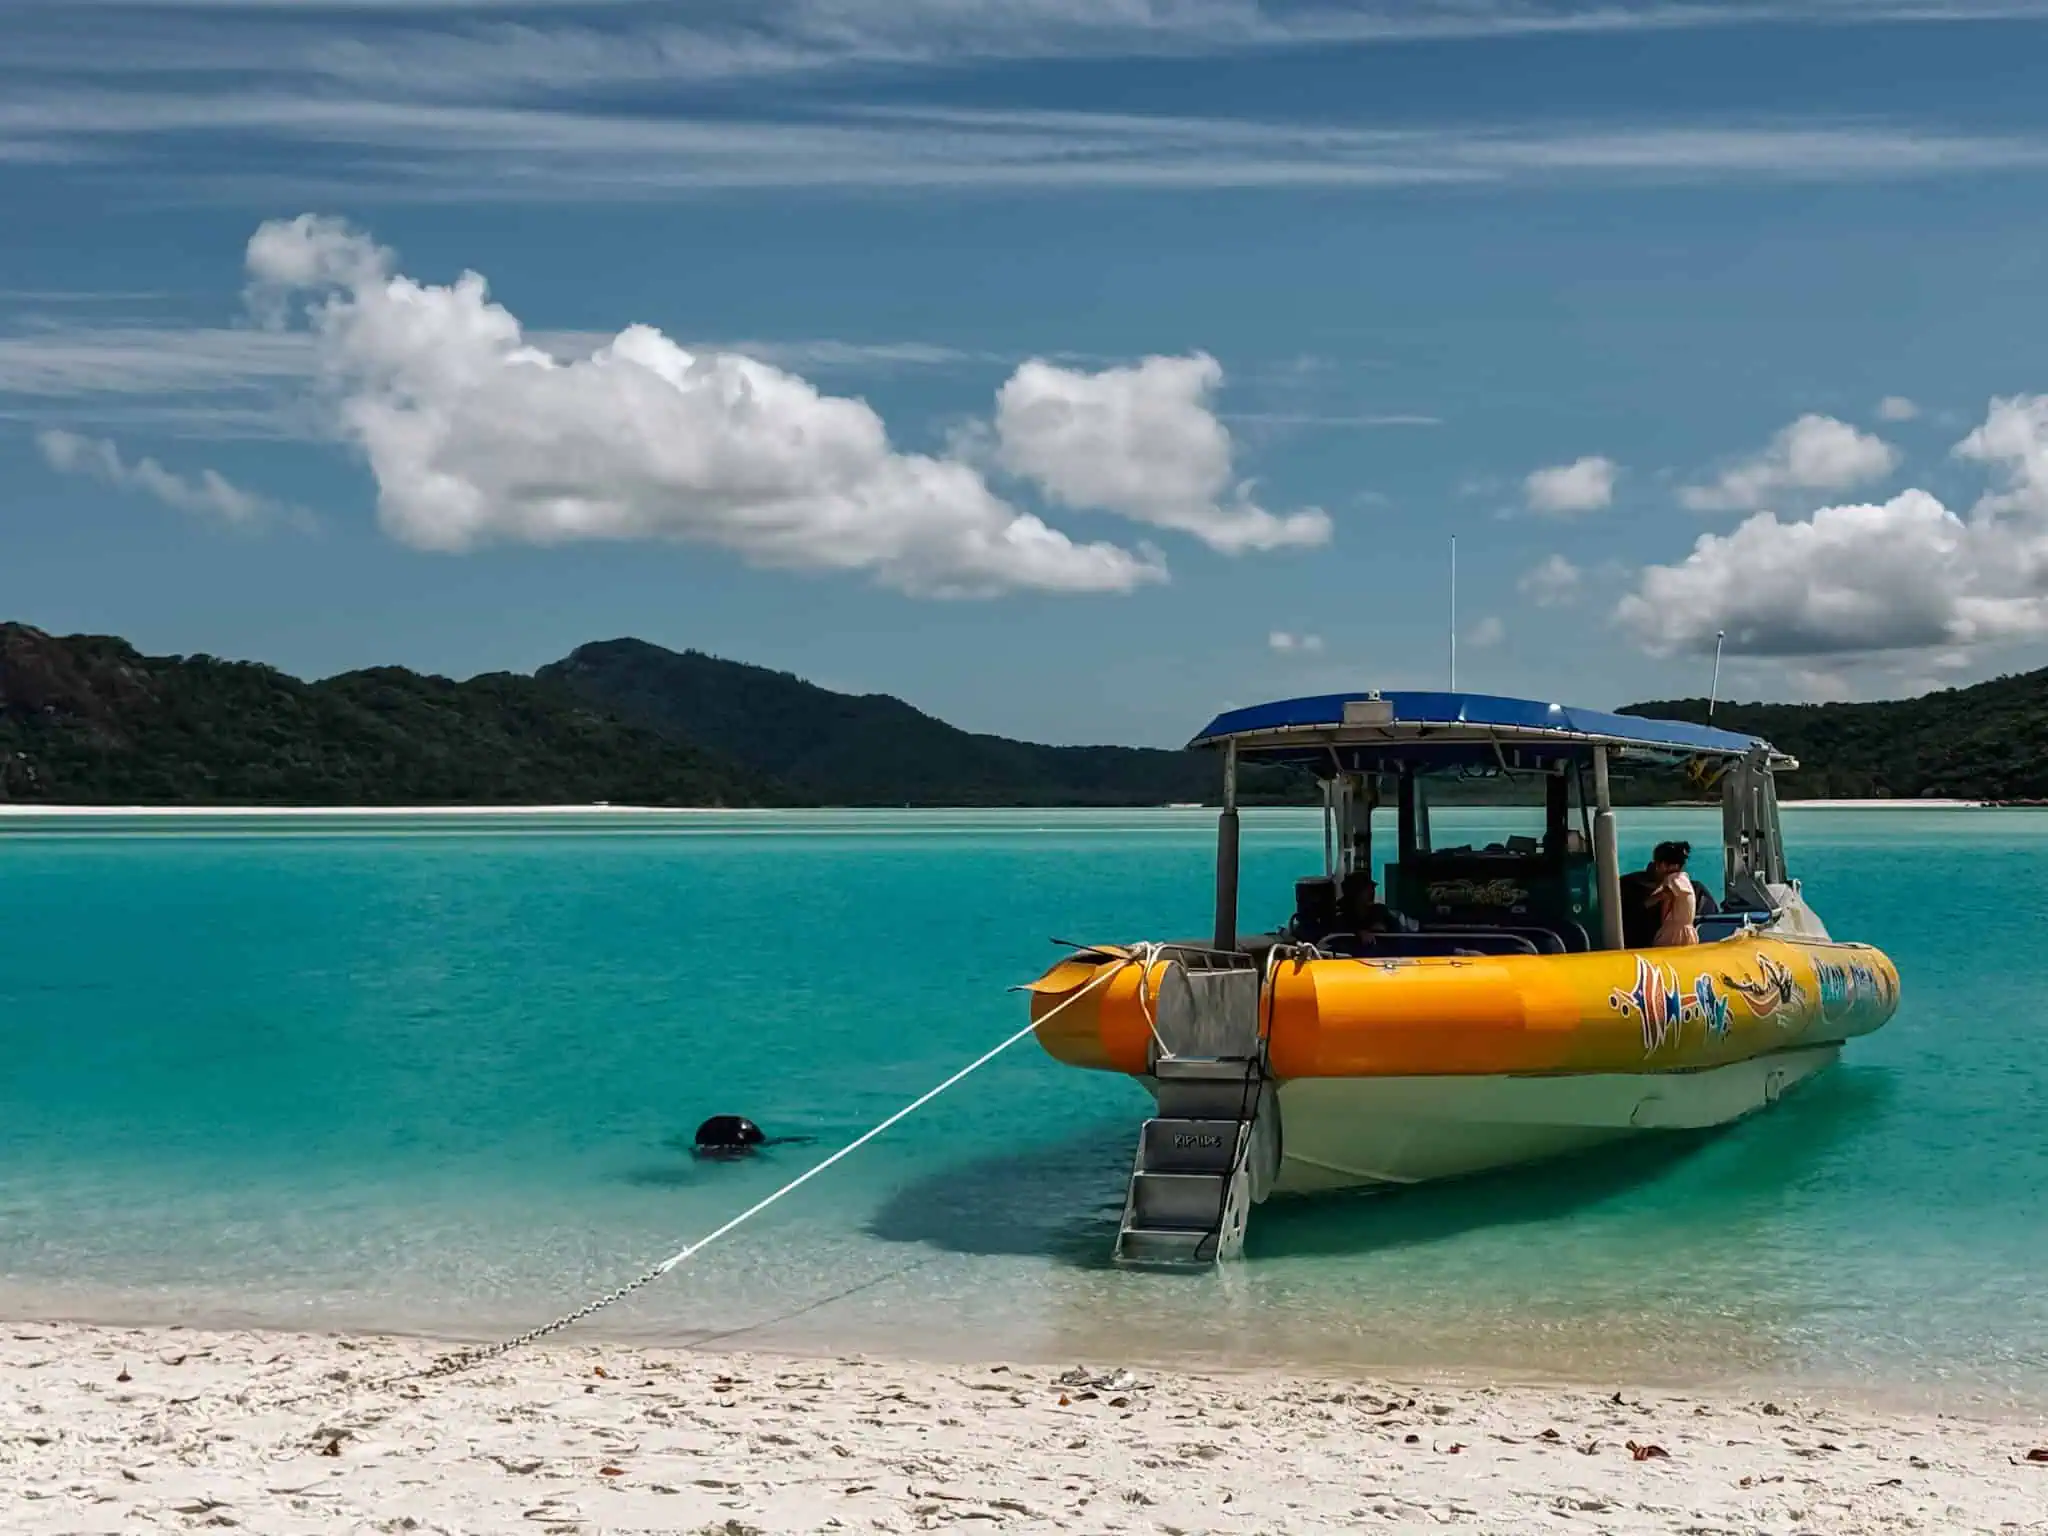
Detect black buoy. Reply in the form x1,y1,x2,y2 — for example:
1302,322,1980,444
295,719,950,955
693,1114,766,1158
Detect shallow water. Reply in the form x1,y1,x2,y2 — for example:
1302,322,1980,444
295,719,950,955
2,807,2043,1407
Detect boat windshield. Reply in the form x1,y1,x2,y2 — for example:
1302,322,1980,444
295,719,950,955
1288,765,1600,956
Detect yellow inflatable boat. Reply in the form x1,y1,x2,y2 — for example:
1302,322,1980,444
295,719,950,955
1027,691,1901,1264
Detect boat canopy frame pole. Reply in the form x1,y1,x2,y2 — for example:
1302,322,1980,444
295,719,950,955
1722,746,1787,905
1396,768,1429,860
1355,773,1376,887
1332,773,1351,877
1214,738,1241,954
1327,770,1376,885
1591,744,1625,950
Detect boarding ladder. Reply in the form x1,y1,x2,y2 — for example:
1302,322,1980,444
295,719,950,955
1113,954,1279,1266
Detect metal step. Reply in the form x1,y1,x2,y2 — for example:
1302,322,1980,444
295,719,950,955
1129,1170,1228,1230
1115,1226,1219,1265
1139,1117,1244,1174
1152,1054,1260,1080
1110,955,1271,1268
1153,1074,1260,1121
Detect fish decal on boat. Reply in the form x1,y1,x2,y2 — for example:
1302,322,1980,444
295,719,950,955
1721,954,1801,1024
1609,957,1732,1054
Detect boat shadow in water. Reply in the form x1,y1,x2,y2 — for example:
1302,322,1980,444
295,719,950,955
864,1122,1135,1269
865,1067,1896,1267
1248,1065,1897,1260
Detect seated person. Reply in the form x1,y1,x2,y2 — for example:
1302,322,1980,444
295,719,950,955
1618,841,1710,948
1617,859,1662,948
1340,871,1416,942
1651,843,1701,946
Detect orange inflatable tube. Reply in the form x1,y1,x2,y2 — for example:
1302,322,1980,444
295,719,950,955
1030,939,1899,1080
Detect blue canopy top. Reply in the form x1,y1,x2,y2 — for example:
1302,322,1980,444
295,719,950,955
1190,690,1788,771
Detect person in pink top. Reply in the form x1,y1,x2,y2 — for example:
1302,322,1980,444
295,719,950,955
1651,840,1700,947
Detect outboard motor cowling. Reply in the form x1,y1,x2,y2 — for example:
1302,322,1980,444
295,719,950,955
693,1115,766,1156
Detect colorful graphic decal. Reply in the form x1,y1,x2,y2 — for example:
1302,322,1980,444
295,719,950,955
1609,956,1731,1054
1610,952,1810,1055
1722,954,1800,1024
1814,958,1896,1018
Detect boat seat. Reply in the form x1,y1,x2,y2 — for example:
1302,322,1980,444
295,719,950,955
1421,922,1564,955
1697,910,1768,941
1415,928,1542,956
1321,931,1539,958
1290,877,1341,943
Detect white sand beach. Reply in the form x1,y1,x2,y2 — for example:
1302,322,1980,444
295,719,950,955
0,804,700,817
1778,799,1989,809
6,1323,2044,1534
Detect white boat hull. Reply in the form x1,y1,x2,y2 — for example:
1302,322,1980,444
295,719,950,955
1266,1044,1840,1193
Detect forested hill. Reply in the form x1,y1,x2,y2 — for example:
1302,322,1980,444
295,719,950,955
1622,668,2048,801
9,619,2044,806
537,638,1307,806
0,625,1302,806
0,623,770,806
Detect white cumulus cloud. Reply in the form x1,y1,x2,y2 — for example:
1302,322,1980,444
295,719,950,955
1622,395,2048,663
1680,413,1901,512
993,354,1330,554
1268,630,1324,654
36,426,296,528
1878,395,1920,422
1518,554,1583,608
1523,455,1617,515
1616,487,2048,657
242,214,1203,597
1466,615,1505,649
1955,393,2048,518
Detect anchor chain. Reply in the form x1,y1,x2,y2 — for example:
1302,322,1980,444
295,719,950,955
280,950,1138,1404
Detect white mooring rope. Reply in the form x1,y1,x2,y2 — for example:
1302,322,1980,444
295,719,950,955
372,951,1139,1390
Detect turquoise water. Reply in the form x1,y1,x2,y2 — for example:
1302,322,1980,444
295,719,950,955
2,808,2044,1408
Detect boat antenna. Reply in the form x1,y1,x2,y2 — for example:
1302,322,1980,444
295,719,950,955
1449,534,1458,692
1708,628,1726,721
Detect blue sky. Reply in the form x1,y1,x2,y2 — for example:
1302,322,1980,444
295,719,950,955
6,2,2048,747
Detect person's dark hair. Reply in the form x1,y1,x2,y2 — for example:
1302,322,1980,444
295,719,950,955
1652,840,1691,867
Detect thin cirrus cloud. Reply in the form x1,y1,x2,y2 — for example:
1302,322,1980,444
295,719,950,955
1678,413,1901,513
0,320,1002,438
1523,455,1617,516
25,2,2048,91
35,426,304,529
239,214,1318,596
0,325,312,397
1617,395,2048,659
0,325,320,437
11,89,2048,198
15,1,2048,201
